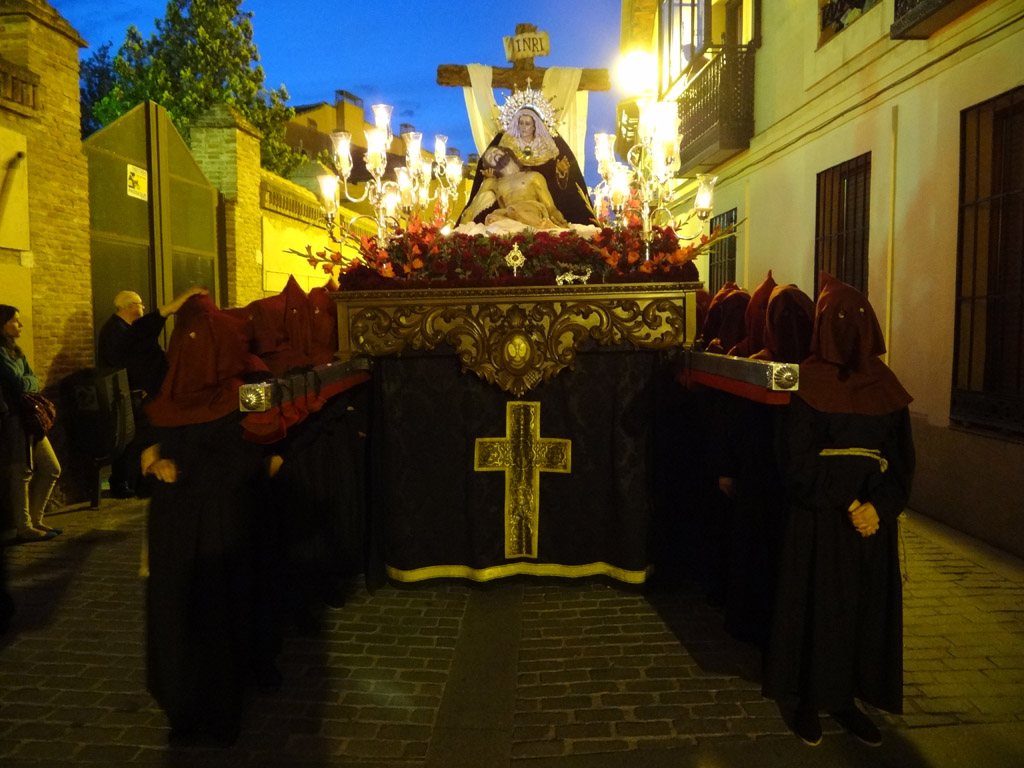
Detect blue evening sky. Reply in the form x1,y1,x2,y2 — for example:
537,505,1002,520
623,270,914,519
52,0,626,176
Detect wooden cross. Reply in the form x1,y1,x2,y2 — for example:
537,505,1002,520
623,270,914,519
475,401,571,559
437,23,609,91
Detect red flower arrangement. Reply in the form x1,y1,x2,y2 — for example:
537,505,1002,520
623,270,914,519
295,218,738,291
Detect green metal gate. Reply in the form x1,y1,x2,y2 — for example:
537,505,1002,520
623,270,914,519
84,101,219,347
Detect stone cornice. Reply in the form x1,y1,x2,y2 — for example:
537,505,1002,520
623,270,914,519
0,0,87,48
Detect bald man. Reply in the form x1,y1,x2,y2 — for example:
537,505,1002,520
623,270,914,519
98,286,206,496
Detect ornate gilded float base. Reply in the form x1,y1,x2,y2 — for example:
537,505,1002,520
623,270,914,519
334,283,700,396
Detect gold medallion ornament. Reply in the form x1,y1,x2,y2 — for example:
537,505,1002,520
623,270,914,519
475,401,571,558
505,243,526,276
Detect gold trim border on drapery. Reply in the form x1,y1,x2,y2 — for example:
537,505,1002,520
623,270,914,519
385,561,650,584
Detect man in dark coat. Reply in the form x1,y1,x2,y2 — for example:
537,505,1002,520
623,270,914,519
97,286,206,496
763,273,914,747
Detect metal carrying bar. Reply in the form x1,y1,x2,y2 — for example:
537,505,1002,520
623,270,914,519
238,358,372,412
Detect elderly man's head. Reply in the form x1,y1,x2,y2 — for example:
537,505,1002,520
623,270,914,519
113,291,146,324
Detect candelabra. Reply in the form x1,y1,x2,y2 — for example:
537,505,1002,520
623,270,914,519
592,99,716,259
316,103,464,251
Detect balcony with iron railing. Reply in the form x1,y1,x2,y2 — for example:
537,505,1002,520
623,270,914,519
676,44,756,175
890,0,988,39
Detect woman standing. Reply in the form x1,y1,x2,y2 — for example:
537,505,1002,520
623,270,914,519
0,305,61,542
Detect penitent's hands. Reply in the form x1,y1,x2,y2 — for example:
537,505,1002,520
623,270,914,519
141,444,179,483
848,499,880,537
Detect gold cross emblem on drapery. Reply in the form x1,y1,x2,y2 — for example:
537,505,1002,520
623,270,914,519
474,401,571,558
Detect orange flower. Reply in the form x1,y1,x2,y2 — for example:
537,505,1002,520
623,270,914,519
380,262,395,279
626,249,641,265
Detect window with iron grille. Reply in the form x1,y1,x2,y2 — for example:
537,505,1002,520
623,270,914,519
659,0,710,94
814,153,871,295
952,86,1024,436
707,208,737,294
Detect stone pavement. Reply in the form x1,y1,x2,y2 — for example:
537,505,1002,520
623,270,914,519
1,497,1023,767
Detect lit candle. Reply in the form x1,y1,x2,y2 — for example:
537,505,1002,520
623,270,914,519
317,174,339,213
372,104,393,147
331,131,353,179
395,167,414,207
444,155,462,184
383,187,399,218
610,164,632,206
403,131,422,171
694,174,717,220
594,133,615,168
365,127,386,175
434,135,447,163
637,98,656,142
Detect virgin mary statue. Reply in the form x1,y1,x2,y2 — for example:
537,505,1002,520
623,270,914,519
457,85,597,228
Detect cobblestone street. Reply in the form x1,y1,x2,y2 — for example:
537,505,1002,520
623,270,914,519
1,498,1022,767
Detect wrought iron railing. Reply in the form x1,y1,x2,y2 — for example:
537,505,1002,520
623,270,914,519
891,0,988,39
677,45,755,162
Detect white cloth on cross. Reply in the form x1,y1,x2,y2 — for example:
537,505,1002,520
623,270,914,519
462,65,588,174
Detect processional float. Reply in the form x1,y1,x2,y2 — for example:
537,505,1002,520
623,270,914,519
238,23,797,584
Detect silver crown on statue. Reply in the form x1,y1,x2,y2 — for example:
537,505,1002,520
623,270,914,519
497,78,560,135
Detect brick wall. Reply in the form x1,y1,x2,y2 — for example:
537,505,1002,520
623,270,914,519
0,0,93,505
192,104,264,307
0,0,92,386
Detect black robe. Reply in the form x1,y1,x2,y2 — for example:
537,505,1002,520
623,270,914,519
762,396,914,713
716,394,785,648
263,385,371,618
145,413,266,738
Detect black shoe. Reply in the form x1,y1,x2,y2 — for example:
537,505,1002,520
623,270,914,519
15,529,57,543
322,586,347,610
793,703,822,746
109,484,136,499
168,724,238,748
830,705,882,746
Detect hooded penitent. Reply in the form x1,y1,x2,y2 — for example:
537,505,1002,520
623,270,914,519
701,283,750,354
729,270,777,358
750,284,815,364
797,273,911,415
145,294,268,428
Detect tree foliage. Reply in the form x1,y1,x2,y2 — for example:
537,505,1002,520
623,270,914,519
80,0,302,177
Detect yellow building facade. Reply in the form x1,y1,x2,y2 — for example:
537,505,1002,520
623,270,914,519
621,0,1024,556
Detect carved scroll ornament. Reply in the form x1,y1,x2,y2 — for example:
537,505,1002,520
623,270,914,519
335,283,700,397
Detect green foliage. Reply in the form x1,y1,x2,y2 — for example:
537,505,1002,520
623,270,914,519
80,42,116,136
79,0,302,177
